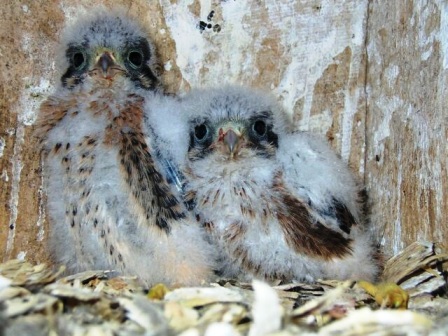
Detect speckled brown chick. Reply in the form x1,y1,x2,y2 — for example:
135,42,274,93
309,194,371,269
149,86,379,283
34,8,215,287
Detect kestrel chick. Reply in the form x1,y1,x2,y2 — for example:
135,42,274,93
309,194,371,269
172,86,378,283
35,9,214,286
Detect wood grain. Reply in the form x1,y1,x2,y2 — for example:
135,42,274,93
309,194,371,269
365,0,447,256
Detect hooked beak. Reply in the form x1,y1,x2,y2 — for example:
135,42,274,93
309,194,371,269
219,128,243,158
98,52,115,73
91,50,123,79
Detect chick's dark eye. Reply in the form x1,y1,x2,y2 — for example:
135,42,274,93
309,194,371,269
72,52,86,70
194,124,208,141
252,120,267,137
128,50,144,68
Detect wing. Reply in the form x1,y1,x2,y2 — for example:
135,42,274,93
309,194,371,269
34,95,73,146
142,93,193,203
276,131,362,235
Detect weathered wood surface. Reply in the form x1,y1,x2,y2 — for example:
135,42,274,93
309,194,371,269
0,0,445,265
366,0,447,255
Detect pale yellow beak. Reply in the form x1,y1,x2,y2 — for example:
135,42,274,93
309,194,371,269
90,50,124,79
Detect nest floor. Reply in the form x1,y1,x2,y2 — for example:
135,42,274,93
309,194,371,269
1,241,447,335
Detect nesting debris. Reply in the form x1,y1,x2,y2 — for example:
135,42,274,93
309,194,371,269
0,241,447,335
0,258,64,289
248,280,282,336
381,241,448,298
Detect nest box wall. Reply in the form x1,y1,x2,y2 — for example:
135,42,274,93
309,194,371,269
0,0,446,266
